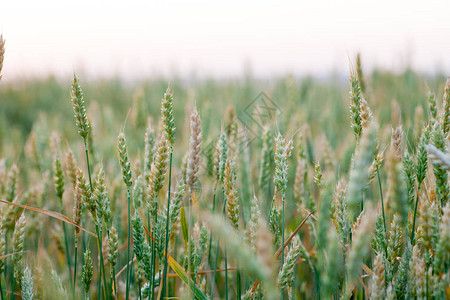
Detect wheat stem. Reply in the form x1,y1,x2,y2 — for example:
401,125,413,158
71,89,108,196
161,151,173,298
73,244,78,300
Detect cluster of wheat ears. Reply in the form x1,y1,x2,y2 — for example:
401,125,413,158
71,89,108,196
0,35,449,300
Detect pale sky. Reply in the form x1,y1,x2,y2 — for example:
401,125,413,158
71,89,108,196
1,0,450,80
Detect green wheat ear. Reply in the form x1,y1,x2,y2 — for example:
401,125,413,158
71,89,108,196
434,201,450,273
224,157,240,229
71,74,90,140
0,217,5,274
147,133,169,218
215,131,229,184
432,123,449,206
186,106,202,189
13,213,26,285
21,266,34,300
161,86,176,148
117,132,133,189
53,157,65,202
369,253,386,300
273,133,292,195
94,168,112,227
428,90,438,121
144,118,156,182
277,236,302,290
349,70,363,141
82,249,93,298
246,195,261,251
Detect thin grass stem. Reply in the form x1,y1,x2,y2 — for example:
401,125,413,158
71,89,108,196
73,244,78,300
162,152,173,298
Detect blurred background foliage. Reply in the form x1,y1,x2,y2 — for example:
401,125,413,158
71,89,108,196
0,69,447,191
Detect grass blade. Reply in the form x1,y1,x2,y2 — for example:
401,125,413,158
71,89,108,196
0,199,97,237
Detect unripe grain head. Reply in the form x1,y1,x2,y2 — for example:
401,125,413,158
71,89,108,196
186,106,202,189
71,75,89,140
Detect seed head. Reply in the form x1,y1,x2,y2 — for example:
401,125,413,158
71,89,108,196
416,126,431,188
94,168,111,226
393,241,412,298
186,106,202,189
224,157,239,229
144,118,156,182
82,249,93,297
246,195,261,251
64,148,78,185
432,123,449,206
360,98,373,129
161,87,176,148
273,134,292,195
313,161,323,191
21,266,34,300
434,201,450,273
215,131,228,184
409,245,426,298
53,157,65,203
13,213,26,285
428,90,438,121
418,198,439,252
278,236,302,289
169,181,185,237
74,168,89,238
370,253,386,300
333,179,350,244
132,175,144,209
349,71,363,140
71,75,89,140
387,215,403,267
391,125,403,160
147,135,169,217
108,226,119,271
117,132,133,189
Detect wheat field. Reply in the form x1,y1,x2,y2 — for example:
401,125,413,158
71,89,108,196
0,35,449,299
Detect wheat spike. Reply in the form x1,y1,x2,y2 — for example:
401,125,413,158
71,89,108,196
161,86,176,148
71,75,90,140
117,132,133,189
370,253,385,300
186,106,202,189
21,266,34,300
224,157,240,229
